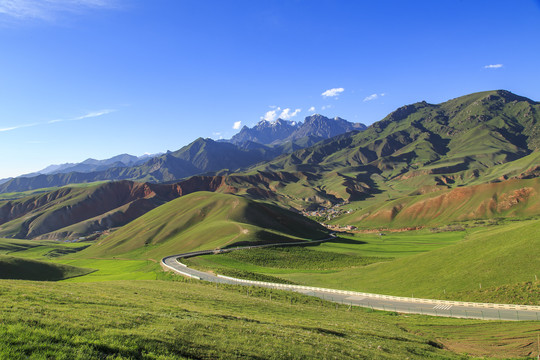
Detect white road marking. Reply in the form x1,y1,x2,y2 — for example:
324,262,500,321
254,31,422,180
433,304,453,310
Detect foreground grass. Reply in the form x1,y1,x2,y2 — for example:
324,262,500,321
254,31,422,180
0,279,465,360
401,316,540,359
0,237,538,358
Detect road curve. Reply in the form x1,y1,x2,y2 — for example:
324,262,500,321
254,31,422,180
161,239,540,321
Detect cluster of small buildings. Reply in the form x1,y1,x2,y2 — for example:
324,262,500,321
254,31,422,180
320,223,357,232
302,202,353,221
301,202,359,232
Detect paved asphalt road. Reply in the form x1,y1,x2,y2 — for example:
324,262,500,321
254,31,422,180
162,242,540,322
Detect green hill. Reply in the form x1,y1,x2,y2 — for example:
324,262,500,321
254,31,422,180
77,191,329,259
191,90,540,219
0,255,93,281
279,219,540,302
0,181,187,240
336,177,540,228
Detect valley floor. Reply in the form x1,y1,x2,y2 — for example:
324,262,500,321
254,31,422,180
1,218,539,359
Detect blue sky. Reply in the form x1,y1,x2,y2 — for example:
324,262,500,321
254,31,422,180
1,0,540,178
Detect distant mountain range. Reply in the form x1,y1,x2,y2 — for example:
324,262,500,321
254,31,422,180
1,90,540,239
229,114,366,145
20,153,159,178
0,115,366,193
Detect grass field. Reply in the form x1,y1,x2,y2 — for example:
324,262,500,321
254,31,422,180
1,278,539,359
0,238,91,258
185,220,540,305
184,229,465,283
0,230,539,358
0,238,169,282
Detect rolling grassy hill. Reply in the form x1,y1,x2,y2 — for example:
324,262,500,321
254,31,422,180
330,219,540,301
76,191,329,260
335,177,540,228
192,219,539,304
0,178,233,240
0,255,93,281
0,181,188,240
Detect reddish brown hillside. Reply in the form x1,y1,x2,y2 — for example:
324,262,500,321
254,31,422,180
347,178,540,228
0,178,236,239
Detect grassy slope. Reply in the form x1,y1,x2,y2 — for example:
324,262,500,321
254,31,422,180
280,220,540,302
0,235,538,358
0,237,173,282
335,177,540,228
185,220,539,305
2,278,538,360
184,230,464,281
0,255,93,281
0,238,90,258
77,191,328,260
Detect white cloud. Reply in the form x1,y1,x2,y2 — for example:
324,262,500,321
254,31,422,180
74,109,115,120
49,109,115,123
0,109,115,134
0,0,115,21
261,106,302,121
261,108,279,121
484,64,503,69
0,125,21,132
321,105,333,110
0,122,38,132
279,108,301,120
308,106,315,112
321,87,344,98
232,121,242,130
364,93,385,102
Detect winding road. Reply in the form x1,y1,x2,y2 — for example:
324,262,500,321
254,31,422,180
161,238,540,321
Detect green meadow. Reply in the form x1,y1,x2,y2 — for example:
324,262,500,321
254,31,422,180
0,229,539,358
1,278,539,359
185,220,540,305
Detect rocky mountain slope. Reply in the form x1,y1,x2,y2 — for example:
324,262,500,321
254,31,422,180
230,114,366,145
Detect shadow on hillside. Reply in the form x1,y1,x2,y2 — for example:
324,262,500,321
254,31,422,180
325,236,367,245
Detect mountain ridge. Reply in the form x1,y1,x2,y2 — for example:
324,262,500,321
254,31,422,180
2,89,540,237
1,115,368,194
229,114,366,145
